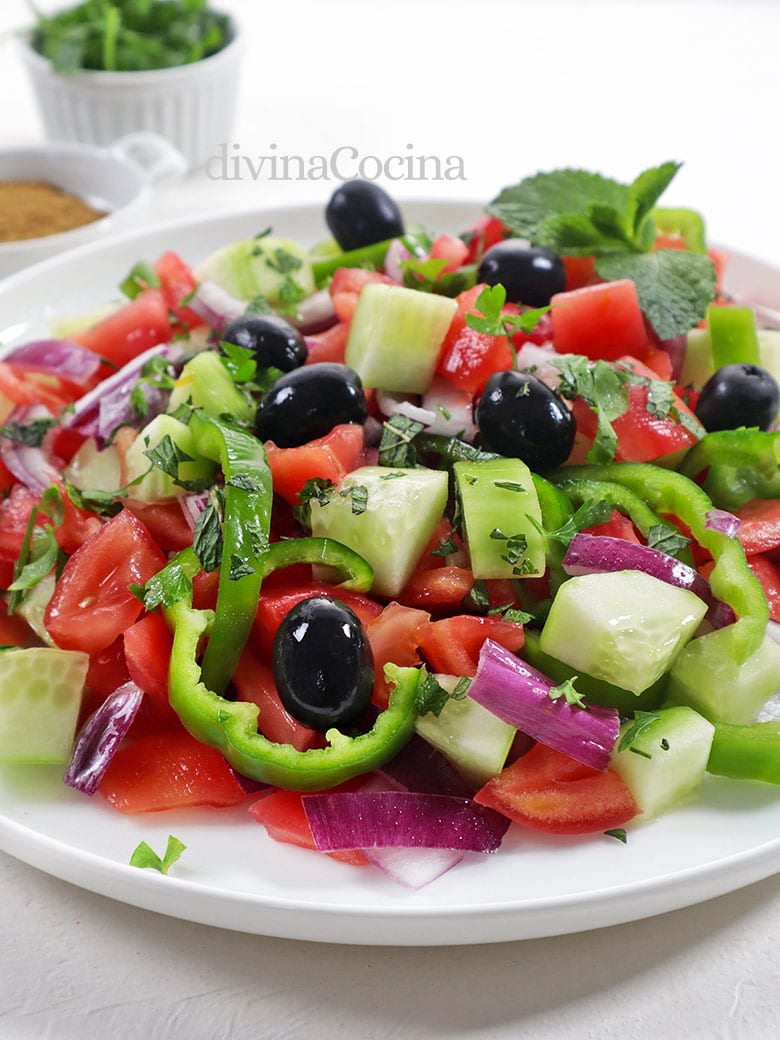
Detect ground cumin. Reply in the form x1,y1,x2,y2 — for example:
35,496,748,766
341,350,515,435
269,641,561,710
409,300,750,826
0,180,106,242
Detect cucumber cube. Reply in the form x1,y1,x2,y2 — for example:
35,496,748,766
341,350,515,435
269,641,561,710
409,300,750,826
346,283,457,393
167,350,254,424
415,675,515,786
666,626,780,724
195,236,315,304
611,706,715,819
0,648,89,764
539,570,707,695
309,466,448,597
454,458,546,580
123,413,217,501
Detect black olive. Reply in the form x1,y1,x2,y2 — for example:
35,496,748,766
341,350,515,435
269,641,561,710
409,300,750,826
221,314,307,372
255,362,368,447
477,240,566,306
325,180,404,251
476,370,576,470
273,596,374,731
695,363,780,432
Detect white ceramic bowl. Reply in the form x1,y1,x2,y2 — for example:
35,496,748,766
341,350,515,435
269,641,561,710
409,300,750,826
18,13,243,171
0,133,186,279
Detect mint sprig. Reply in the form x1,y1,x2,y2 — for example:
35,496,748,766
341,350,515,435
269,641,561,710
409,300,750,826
486,162,715,337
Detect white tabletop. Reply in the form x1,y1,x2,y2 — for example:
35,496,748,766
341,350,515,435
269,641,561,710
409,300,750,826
1,1,780,1037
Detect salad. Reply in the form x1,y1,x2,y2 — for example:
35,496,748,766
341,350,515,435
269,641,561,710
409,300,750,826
0,161,779,891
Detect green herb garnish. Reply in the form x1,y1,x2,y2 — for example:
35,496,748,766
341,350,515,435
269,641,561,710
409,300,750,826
129,835,187,875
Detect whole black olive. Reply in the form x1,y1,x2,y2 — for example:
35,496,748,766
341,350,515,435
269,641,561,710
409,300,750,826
477,240,566,306
325,180,404,251
476,370,576,470
273,596,374,730
221,314,307,372
694,363,779,432
255,362,368,447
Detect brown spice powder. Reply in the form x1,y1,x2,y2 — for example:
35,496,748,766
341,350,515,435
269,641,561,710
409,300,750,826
0,180,106,242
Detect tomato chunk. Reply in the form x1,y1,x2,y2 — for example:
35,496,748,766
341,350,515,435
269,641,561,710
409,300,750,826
249,787,368,865
44,509,167,655
551,279,649,362
329,267,395,323
265,424,366,505
124,612,179,727
100,730,247,812
416,614,525,677
436,285,514,395
475,743,639,834
366,601,430,708
73,289,172,368
232,645,320,751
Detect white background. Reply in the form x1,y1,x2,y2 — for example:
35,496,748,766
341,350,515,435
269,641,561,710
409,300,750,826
1,1,780,1037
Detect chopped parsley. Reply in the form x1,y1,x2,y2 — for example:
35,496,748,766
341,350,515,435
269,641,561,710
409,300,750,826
618,710,661,757
129,835,186,875
547,676,588,709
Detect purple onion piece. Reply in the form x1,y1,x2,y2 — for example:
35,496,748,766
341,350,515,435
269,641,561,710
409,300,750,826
188,280,247,333
96,381,167,443
64,344,171,436
705,508,741,539
7,339,102,385
179,492,210,532
376,731,477,798
290,288,337,335
383,239,412,282
467,639,621,772
0,404,61,493
364,846,464,889
64,681,144,796
303,790,509,853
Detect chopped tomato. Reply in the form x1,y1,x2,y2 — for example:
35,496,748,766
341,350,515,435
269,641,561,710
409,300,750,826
100,730,247,813
329,267,395,324
252,581,383,661
73,289,172,368
416,614,525,677
124,612,179,727
474,743,639,834
733,499,780,556
265,424,366,505
304,321,350,365
562,255,598,291
125,499,196,552
0,482,101,563
232,645,321,752
397,566,475,612
366,601,430,708
154,250,204,331
461,215,508,265
551,279,650,362
746,555,780,622
0,362,74,412
248,787,369,865
436,284,514,394
0,598,39,648
427,233,470,275
583,509,641,543
44,509,167,655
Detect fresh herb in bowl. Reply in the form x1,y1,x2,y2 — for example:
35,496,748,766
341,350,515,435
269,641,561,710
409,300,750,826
31,0,232,74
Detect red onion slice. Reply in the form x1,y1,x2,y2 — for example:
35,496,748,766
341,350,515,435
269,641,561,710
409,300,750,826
303,790,510,853
363,846,464,889
7,339,102,387
383,239,412,283
705,508,741,538
290,289,337,335
0,404,61,493
64,680,143,795
188,280,246,332
467,639,620,772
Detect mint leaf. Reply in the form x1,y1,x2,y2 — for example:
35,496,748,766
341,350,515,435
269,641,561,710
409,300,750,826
595,249,716,340
627,161,681,244
193,503,223,572
646,523,690,558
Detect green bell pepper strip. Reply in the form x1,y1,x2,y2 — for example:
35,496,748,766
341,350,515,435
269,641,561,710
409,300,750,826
707,721,780,784
549,462,768,663
310,232,428,285
257,536,374,588
185,411,274,696
706,304,760,368
167,598,423,789
679,429,780,511
651,207,707,254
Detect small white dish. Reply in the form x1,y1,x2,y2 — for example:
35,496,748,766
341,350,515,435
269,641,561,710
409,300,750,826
17,13,243,172
0,133,185,279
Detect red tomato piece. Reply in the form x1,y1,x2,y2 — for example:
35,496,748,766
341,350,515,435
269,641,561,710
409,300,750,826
427,233,470,275
551,279,649,362
73,289,172,368
562,255,598,291
365,601,430,708
461,215,508,264
232,645,320,752
304,321,350,365
44,509,167,655
747,555,780,622
582,509,641,543
329,267,395,324
124,499,196,552
416,614,525,677
0,485,43,562
248,788,368,865
154,250,204,331
436,284,514,395
265,424,366,505
100,730,247,813
474,743,639,834
124,612,180,728
0,362,74,412
733,499,780,556
397,566,475,612
0,598,39,648
252,581,383,661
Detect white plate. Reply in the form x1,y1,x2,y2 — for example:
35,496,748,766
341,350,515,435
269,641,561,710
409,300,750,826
0,201,779,947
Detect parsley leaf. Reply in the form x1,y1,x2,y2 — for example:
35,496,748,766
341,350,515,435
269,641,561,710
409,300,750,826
645,523,691,558
378,414,424,467
618,711,661,754
133,558,193,611
193,503,223,573
129,835,186,875
0,417,58,448
548,676,588,709
604,828,628,844
416,671,453,717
